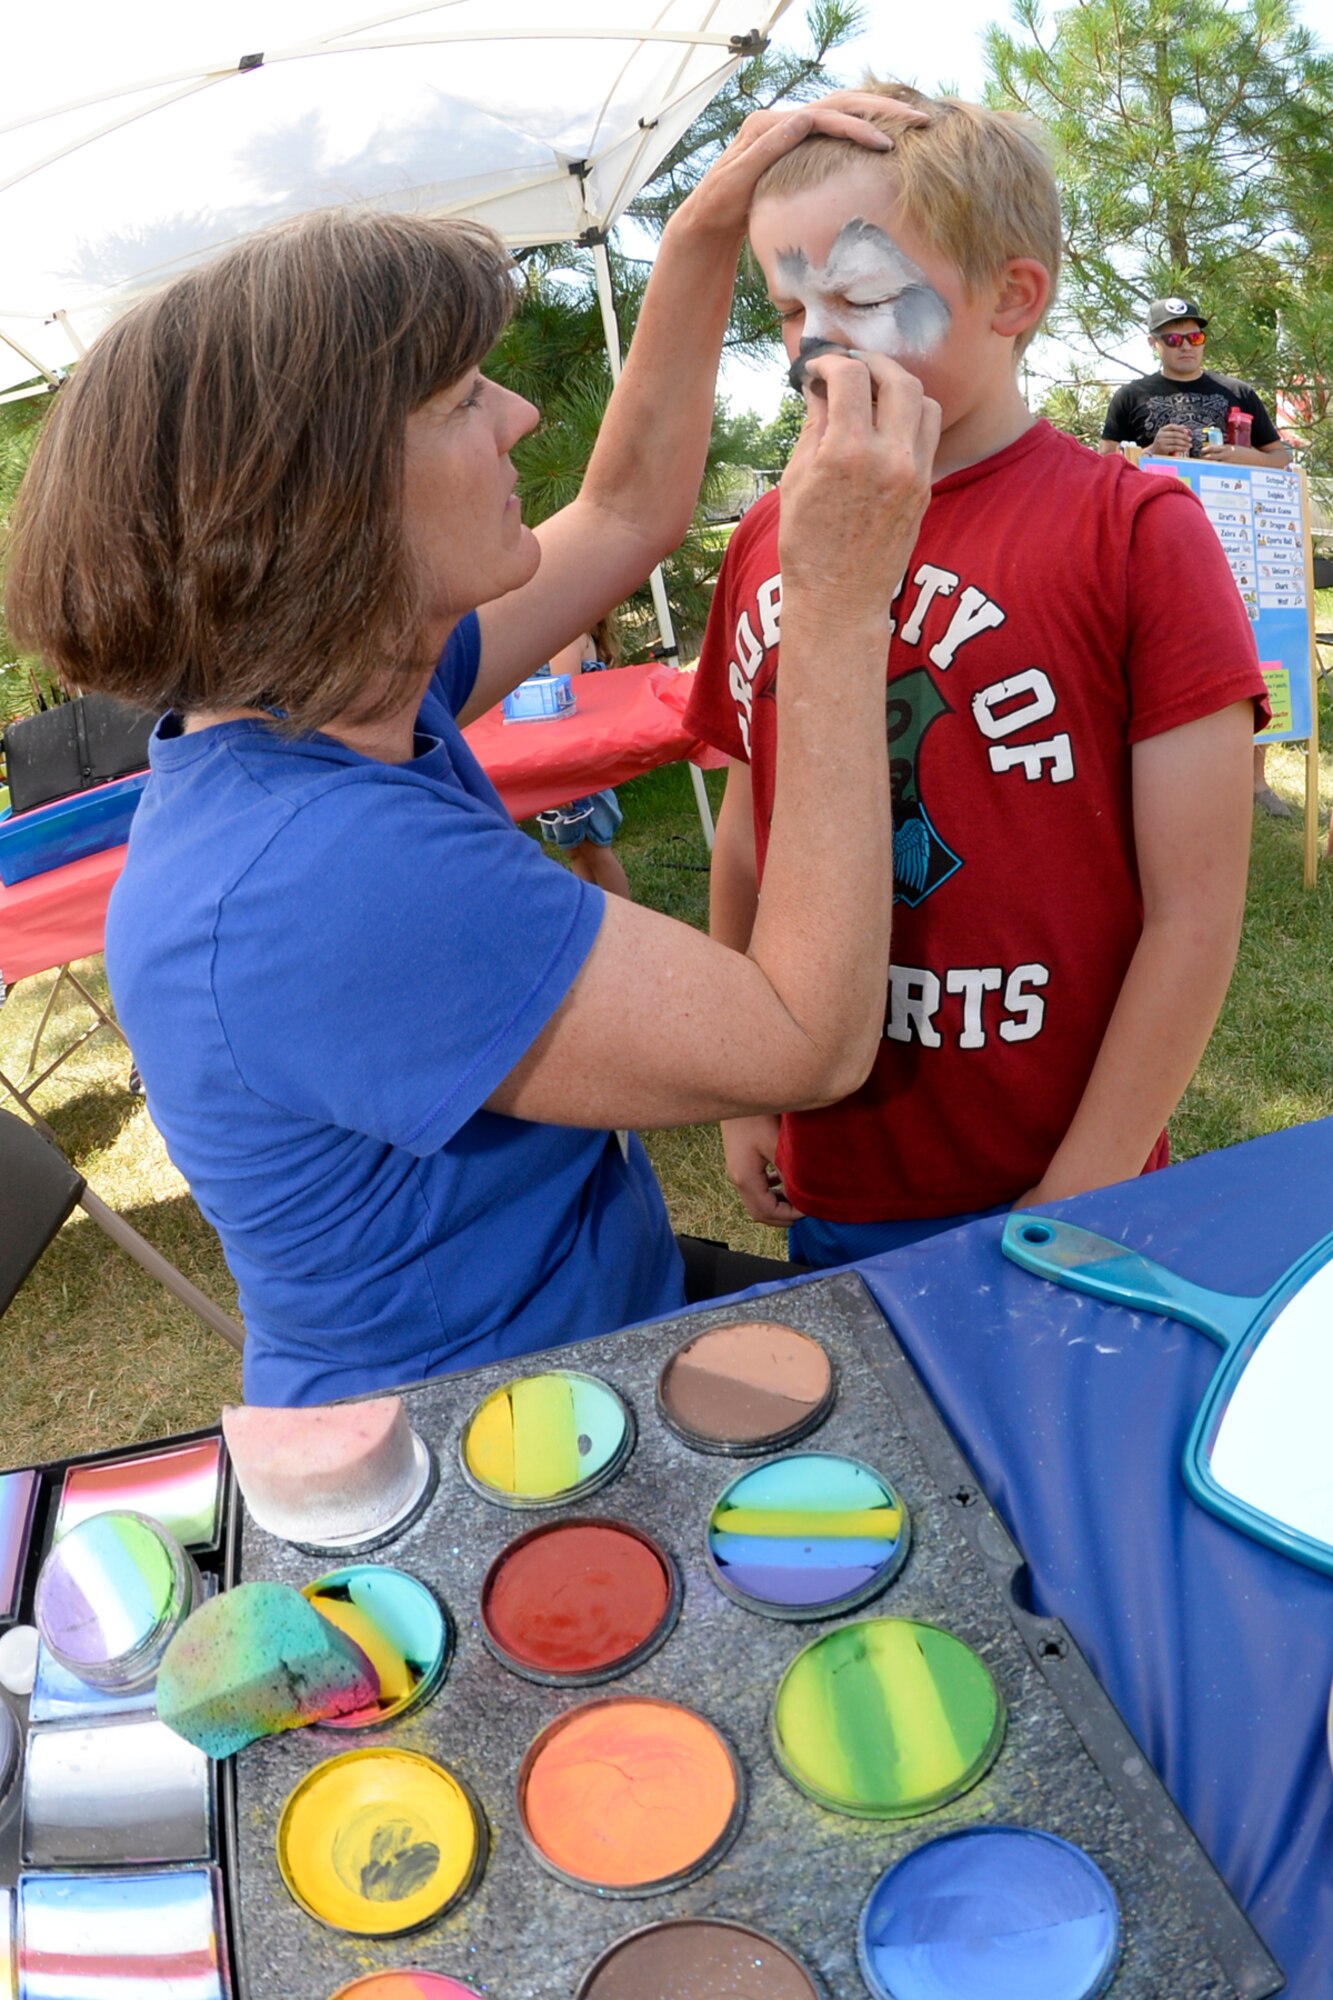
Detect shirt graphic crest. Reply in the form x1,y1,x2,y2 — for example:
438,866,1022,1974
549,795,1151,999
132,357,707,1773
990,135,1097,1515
888,666,960,907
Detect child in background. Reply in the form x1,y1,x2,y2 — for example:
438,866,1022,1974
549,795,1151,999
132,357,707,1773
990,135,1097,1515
687,81,1267,1267
536,616,632,900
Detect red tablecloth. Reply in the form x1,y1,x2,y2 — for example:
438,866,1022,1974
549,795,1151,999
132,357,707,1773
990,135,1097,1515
0,665,719,988
0,843,125,987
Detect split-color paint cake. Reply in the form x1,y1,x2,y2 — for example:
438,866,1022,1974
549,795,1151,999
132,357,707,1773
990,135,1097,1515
0,1887,12,2000
658,1321,834,1453
33,1510,198,1691
0,1471,40,1623
56,1437,224,1551
301,1566,450,1727
577,1918,822,1999
278,1748,483,1936
17,1866,228,1999
707,1452,909,1619
460,1370,633,1507
772,1618,1004,1818
858,1827,1120,2000
518,1695,744,1894
480,1518,678,1683
329,1979,483,2000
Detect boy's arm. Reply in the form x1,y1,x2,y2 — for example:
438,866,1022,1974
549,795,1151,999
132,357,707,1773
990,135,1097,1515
710,759,804,1226
1019,699,1253,1205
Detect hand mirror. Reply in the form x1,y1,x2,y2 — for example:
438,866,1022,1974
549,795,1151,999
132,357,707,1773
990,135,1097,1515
1002,1213,1333,1574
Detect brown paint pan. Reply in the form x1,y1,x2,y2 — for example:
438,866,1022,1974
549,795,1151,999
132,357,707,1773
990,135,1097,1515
657,1320,835,1454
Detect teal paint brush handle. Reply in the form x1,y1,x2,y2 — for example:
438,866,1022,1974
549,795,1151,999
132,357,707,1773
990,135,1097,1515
1002,1214,1259,1350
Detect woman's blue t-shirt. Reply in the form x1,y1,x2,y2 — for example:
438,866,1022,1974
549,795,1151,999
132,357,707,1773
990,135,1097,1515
105,616,683,1405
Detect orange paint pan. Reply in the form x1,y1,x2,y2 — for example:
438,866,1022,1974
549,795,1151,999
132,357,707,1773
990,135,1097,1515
516,1694,744,1895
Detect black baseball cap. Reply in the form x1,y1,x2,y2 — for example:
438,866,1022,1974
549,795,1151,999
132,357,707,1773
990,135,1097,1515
1147,296,1208,331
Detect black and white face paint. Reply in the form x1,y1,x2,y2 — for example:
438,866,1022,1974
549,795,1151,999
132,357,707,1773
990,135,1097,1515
776,217,951,363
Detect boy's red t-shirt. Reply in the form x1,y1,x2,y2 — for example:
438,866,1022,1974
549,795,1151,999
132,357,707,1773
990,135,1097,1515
685,421,1269,1220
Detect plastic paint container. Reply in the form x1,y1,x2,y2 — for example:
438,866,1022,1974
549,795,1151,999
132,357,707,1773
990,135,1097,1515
0,1701,18,1812
706,1452,909,1620
17,1866,227,1999
327,1976,485,2000
657,1321,835,1454
0,1469,40,1622
460,1370,634,1508
301,1567,451,1729
277,1749,484,1937
858,1826,1120,2000
517,1695,744,1894
772,1617,1004,1819
33,1510,200,1692
577,1917,824,1999
56,1437,225,1552
480,1518,679,1685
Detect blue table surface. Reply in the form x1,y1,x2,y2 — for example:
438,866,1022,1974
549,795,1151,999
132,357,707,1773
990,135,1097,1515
851,1118,1333,2000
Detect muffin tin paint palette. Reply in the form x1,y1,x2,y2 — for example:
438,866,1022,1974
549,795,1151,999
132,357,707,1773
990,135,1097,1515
231,1275,1278,2000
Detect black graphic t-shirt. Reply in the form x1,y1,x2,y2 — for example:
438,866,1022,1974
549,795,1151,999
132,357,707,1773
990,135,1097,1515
1101,370,1279,455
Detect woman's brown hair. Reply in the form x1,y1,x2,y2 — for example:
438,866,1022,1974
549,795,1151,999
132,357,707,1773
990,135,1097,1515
3,207,515,731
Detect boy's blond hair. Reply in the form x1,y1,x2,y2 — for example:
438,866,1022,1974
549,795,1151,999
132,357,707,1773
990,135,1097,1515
753,81,1061,356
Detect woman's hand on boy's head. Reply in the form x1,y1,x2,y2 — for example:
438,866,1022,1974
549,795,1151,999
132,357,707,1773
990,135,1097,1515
779,348,939,627
671,91,928,246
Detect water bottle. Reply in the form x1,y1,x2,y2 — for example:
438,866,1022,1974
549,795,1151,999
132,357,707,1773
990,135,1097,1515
1225,406,1253,448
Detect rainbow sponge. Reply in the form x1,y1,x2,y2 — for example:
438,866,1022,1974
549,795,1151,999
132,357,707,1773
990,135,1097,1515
155,1580,379,1758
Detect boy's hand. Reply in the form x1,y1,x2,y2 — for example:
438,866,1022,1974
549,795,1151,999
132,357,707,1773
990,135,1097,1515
722,1114,803,1226
1149,422,1192,456
779,351,939,627
671,91,927,245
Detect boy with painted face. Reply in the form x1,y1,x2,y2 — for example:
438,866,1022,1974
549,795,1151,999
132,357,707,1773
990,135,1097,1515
686,83,1267,1264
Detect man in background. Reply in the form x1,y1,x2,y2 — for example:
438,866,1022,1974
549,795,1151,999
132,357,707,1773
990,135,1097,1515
1100,297,1292,816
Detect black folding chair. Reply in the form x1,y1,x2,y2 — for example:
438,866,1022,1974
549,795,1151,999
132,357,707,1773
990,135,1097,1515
0,1107,244,1350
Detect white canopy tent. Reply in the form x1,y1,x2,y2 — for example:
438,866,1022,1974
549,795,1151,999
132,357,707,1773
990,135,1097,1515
2,1,795,836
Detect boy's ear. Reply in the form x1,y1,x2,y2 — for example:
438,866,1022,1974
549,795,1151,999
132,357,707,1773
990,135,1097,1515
991,259,1050,339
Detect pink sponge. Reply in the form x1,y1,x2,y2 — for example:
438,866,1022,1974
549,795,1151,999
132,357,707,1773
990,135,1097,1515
155,1580,379,1758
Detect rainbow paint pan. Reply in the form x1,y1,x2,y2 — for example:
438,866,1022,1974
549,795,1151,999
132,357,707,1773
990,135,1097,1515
657,1320,835,1454
517,1694,745,1896
858,1827,1120,2000
328,1978,483,2000
55,1436,225,1552
706,1452,909,1619
277,1749,484,1937
1,1887,12,2000
577,1918,824,2000
459,1370,634,1508
33,1511,199,1692
29,1573,216,1726
480,1517,680,1685
16,1866,230,1998
301,1566,451,1728
21,1715,214,1868
771,1617,1005,1819
0,1471,40,1623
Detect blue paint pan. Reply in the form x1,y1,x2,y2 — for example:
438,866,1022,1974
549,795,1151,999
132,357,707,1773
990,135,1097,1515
859,1825,1120,2000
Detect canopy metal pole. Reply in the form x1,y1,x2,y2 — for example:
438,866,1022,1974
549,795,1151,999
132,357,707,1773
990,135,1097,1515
591,238,715,850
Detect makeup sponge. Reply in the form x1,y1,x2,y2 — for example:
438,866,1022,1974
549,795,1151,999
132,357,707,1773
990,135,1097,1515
155,1580,379,1758
222,1397,429,1548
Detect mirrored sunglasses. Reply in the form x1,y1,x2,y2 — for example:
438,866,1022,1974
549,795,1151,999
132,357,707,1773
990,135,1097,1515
1157,329,1206,348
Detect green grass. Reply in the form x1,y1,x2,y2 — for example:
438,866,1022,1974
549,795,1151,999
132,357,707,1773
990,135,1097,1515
4,642,1332,1468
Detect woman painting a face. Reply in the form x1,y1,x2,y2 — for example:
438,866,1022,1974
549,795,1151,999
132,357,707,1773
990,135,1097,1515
3,95,939,1409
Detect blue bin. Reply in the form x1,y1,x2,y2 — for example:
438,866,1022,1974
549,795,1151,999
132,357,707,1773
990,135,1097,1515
0,770,149,886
